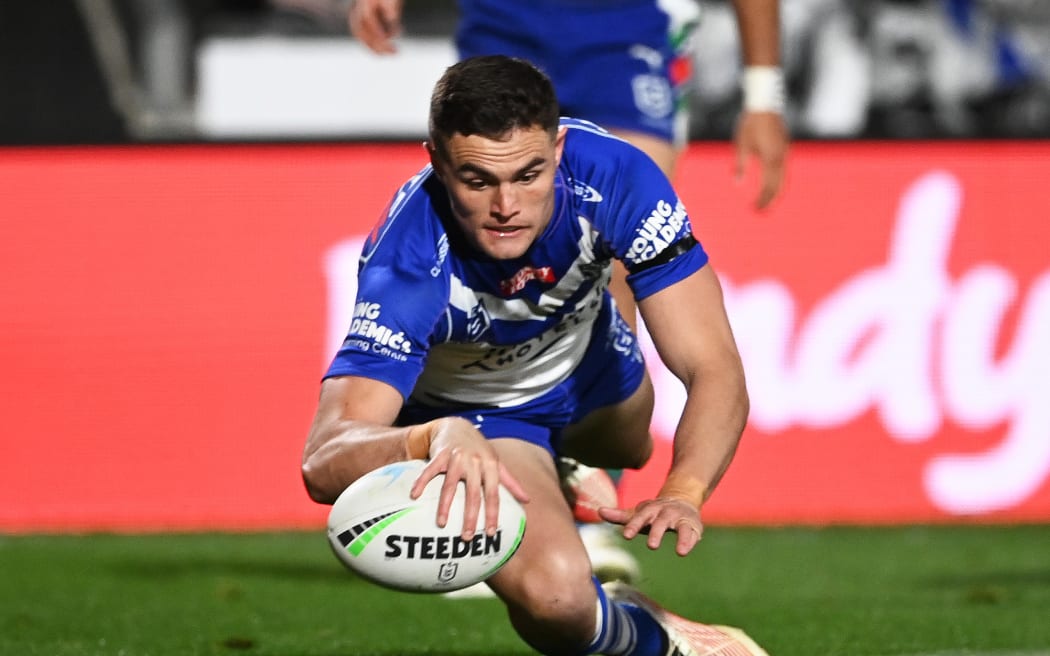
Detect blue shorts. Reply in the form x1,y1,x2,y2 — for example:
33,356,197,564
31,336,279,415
397,295,646,456
456,0,698,145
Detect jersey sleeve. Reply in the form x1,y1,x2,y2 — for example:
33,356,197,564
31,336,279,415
568,125,709,300
619,193,709,301
324,185,449,400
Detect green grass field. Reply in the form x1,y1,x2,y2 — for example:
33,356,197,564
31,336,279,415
2,525,1048,656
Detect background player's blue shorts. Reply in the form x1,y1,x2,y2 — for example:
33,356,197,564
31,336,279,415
397,295,647,457
456,0,698,145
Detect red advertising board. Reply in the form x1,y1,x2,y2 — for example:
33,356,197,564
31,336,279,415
1,141,1048,531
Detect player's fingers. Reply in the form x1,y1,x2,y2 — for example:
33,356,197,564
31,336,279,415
371,0,402,54
346,0,363,35
598,506,629,525
645,519,671,551
755,164,780,209
481,460,502,536
348,3,377,41
435,454,467,528
411,452,447,499
377,0,402,36
756,145,786,210
459,460,484,540
642,504,688,549
621,505,660,540
673,517,703,556
350,3,397,53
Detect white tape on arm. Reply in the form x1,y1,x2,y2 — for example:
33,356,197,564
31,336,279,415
742,66,785,114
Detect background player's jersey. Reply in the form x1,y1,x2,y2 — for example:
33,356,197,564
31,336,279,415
456,0,700,145
326,118,708,408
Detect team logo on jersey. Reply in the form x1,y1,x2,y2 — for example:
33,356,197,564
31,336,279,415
609,311,644,364
628,45,673,120
571,180,603,203
465,300,492,341
500,266,555,296
632,74,673,119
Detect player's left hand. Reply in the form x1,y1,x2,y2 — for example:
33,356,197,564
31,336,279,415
598,497,704,556
734,110,789,210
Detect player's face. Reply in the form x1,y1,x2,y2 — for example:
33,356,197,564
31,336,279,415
429,126,566,260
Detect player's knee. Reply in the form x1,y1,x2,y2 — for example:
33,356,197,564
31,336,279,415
508,549,600,621
503,554,596,644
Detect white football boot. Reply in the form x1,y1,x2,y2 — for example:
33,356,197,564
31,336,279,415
603,581,769,656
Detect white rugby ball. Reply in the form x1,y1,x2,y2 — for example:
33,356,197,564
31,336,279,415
327,459,527,593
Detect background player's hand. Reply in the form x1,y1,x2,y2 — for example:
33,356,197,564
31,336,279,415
410,417,529,540
599,497,704,556
348,0,404,54
734,111,789,210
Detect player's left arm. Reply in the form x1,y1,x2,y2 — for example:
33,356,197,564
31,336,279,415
601,263,748,556
731,0,790,209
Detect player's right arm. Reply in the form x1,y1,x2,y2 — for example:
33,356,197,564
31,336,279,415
302,374,529,539
348,0,404,54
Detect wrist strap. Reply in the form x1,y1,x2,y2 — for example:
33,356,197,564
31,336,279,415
658,473,708,509
405,424,432,460
742,66,785,114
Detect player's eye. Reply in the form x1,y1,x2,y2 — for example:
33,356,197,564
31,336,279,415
518,171,540,184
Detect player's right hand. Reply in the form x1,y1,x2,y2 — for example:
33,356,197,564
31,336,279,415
348,0,404,54
410,417,530,541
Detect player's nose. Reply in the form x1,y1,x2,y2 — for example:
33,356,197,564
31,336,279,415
491,182,519,219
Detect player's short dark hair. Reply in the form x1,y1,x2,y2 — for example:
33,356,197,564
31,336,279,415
429,55,560,154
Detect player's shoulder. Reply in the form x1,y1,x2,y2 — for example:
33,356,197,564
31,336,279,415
360,165,450,274
558,117,665,206
560,117,655,173
560,117,631,154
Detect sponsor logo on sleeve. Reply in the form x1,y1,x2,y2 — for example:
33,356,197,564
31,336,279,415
624,199,689,265
346,301,412,360
465,300,492,341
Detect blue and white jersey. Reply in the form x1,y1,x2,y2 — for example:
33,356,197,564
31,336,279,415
326,118,708,409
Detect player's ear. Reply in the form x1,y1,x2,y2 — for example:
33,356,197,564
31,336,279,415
425,139,446,181
554,126,568,166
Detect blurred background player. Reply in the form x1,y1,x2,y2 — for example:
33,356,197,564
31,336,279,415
348,0,788,196
347,0,788,589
